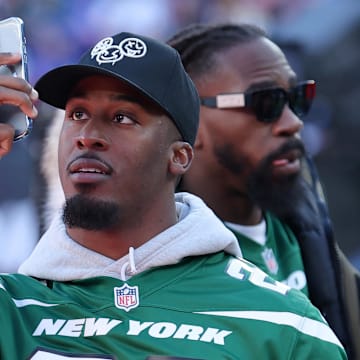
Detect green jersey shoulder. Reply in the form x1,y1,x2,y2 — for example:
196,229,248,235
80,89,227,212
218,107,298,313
230,212,309,294
0,252,346,359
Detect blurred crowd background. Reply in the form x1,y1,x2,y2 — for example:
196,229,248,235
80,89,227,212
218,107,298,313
1,0,360,272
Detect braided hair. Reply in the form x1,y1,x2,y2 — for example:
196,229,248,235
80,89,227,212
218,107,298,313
167,23,267,80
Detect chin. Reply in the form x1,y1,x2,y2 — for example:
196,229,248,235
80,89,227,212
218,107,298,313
62,194,120,231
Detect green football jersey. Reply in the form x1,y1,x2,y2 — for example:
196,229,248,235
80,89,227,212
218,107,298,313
229,212,309,295
0,252,345,359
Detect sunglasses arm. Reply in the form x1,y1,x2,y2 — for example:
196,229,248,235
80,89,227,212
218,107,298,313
200,93,246,109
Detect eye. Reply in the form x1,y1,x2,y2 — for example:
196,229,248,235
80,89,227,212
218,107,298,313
69,110,88,121
113,113,135,124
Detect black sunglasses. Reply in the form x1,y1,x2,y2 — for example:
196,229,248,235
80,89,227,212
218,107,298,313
200,80,316,123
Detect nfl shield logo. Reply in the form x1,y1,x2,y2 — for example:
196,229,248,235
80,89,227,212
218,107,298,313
261,248,279,275
114,284,139,312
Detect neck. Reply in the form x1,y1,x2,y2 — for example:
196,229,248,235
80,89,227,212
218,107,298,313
181,177,262,226
201,190,262,225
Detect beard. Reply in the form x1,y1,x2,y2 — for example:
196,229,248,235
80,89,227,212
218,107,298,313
247,140,306,218
215,139,319,231
62,194,120,231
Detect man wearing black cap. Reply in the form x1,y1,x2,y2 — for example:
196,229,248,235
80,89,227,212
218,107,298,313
0,32,347,359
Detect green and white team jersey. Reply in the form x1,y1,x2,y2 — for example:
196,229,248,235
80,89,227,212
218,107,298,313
0,252,346,359
228,212,309,295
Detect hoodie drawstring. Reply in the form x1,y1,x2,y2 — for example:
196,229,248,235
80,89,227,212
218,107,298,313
120,247,137,281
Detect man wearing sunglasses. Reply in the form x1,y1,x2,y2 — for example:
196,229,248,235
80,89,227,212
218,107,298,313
168,23,360,359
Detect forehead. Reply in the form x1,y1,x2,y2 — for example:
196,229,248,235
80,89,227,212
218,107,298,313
67,75,164,113
198,38,296,94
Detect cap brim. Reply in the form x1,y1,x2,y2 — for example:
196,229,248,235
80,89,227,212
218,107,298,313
34,64,157,110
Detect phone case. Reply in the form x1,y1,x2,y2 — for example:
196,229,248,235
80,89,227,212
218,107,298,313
0,17,32,141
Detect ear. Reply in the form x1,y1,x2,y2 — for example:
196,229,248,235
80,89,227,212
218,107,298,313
168,141,194,176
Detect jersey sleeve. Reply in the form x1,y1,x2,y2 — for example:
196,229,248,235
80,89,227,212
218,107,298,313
0,278,22,358
289,301,348,359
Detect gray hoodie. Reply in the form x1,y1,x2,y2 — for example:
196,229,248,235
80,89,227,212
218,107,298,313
19,192,241,281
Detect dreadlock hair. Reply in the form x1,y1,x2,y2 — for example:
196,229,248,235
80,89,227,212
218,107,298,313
167,23,267,80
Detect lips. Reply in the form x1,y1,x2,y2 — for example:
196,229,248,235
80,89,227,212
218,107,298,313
271,148,302,175
69,158,111,174
68,157,112,183
272,148,302,167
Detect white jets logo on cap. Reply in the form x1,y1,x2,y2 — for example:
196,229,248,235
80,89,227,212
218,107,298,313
91,36,147,66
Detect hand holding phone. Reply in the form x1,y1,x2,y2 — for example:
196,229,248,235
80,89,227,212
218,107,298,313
0,17,34,141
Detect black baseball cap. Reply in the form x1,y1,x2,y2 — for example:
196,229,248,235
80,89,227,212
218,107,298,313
35,32,200,145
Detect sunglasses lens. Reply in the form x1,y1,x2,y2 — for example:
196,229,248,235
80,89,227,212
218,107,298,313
250,89,287,123
290,81,316,117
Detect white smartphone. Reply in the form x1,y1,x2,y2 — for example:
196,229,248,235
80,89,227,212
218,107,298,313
0,17,32,141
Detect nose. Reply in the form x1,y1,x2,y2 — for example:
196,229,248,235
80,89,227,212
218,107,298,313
272,105,304,137
74,121,110,151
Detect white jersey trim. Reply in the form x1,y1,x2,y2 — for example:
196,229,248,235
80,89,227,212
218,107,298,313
194,310,343,348
1,283,59,308
14,298,59,308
